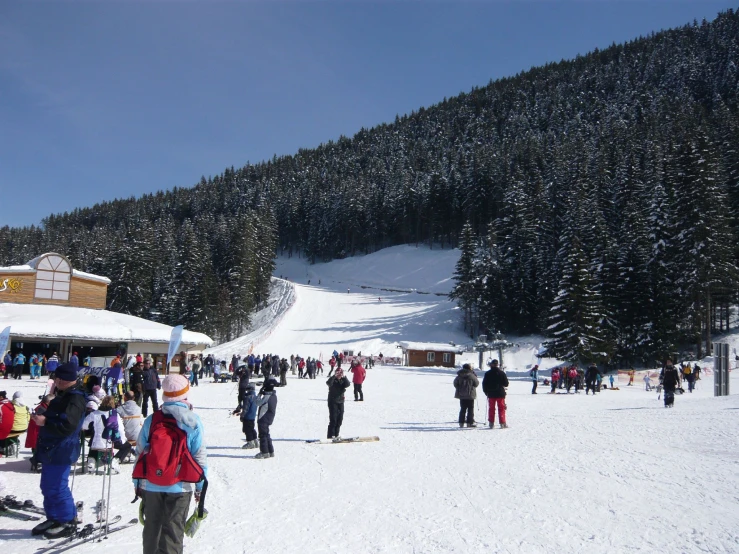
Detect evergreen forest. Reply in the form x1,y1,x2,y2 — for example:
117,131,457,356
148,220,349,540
1,10,739,360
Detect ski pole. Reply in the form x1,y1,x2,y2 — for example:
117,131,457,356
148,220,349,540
104,445,114,538
97,445,109,542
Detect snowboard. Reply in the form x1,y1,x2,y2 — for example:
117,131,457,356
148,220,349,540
306,436,380,444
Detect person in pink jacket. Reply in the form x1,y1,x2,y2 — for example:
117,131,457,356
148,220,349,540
350,360,366,401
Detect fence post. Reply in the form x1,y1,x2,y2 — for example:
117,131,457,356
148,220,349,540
714,342,729,397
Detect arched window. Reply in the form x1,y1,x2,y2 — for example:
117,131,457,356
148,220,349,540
34,254,71,301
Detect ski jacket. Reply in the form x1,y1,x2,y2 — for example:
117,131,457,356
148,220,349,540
350,364,367,384
83,409,123,450
129,368,144,391
280,359,289,373
142,367,161,391
453,368,479,400
256,391,277,425
0,399,15,440
240,390,258,421
329,357,336,368
238,369,250,390
11,399,30,433
585,366,599,382
117,400,143,442
13,353,25,366
2,354,11,367
662,367,679,391
482,368,509,399
254,357,262,369
326,375,351,403
134,401,208,494
36,385,86,465
530,368,539,382
25,401,48,449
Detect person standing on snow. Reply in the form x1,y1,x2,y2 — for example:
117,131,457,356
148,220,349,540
453,363,479,427
326,368,350,439
530,365,539,394
279,358,289,387
133,374,208,554
550,367,560,393
233,383,258,449
350,360,366,401
31,363,87,539
661,359,680,408
141,358,161,417
255,378,277,458
482,359,509,429
643,372,653,391
585,363,599,395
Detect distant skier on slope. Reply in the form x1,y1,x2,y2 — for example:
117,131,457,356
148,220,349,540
661,359,680,408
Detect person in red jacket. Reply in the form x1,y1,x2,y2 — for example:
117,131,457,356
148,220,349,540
350,360,366,401
26,395,53,471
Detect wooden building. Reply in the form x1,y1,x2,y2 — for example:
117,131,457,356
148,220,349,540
1,252,212,372
398,341,463,368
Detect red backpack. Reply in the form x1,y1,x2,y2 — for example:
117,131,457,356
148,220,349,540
569,368,577,379
133,411,204,486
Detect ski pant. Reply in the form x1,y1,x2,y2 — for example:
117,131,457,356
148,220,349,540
258,421,273,454
551,380,558,393
40,464,76,523
458,398,474,425
13,364,23,379
664,389,675,407
280,370,287,387
141,490,191,554
327,401,344,438
190,371,198,387
142,390,159,418
242,419,257,442
688,378,695,392
353,383,363,401
488,397,506,425
586,380,596,395
532,381,537,394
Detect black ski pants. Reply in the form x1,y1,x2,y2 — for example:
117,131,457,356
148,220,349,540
327,401,344,439
242,419,257,441
280,370,287,387
532,381,537,394
353,383,363,401
458,398,474,425
258,421,273,454
585,380,596,395
142,390,158,417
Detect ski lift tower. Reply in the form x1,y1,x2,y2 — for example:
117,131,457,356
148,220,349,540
473,332,512,371
474,335,488,371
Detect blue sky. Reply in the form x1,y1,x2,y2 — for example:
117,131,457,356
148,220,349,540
1,0,736,228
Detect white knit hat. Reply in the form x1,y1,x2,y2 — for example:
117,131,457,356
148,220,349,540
162,374,190,403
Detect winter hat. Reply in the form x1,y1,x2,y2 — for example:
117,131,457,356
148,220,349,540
488,359,499,367
54,362,78,382
12,391,25,406
162,374,190,403
462,363,471,370
86,401,98,411
262,378,277,392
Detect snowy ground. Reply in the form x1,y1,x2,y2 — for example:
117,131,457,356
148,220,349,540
3,245,739,553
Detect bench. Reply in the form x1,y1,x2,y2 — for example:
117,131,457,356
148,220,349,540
0,432,24,458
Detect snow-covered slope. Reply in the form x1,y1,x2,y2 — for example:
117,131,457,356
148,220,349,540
3,245,739,554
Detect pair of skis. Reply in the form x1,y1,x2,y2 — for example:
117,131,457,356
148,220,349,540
0,495,44,521
306,436,380,444
36,516,139,554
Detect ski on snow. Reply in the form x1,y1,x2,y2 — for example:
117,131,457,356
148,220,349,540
0,503,41,521
36,515,129,554
2,496,46,515
306,436,380,444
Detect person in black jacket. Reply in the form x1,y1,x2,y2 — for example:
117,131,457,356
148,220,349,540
141,358,161,417
661,359,679,408
326,368,351,439
31,363,87,539
584,363,600,395
482,359,509,429
453,363,479,427
128,361,145,406
254,378,277,459
237,365,250,403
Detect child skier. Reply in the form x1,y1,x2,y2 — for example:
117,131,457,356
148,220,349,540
255,379,277,458
233,383,258,449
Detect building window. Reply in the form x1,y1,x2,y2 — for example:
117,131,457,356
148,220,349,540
443,353,451,363
427,352,435,362
35,255,71,301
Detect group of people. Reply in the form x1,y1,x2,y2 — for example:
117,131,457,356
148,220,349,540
453,359,509,429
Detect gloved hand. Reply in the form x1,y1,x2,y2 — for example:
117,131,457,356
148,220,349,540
138,501,145,525
194,491,201,503
184,508,208,538
157,384,161,390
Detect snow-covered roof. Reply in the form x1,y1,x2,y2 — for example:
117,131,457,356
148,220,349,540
0,253,111,285
397,341,462,353
0,302,213,346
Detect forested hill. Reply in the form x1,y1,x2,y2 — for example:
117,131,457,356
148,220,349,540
2,10,739,353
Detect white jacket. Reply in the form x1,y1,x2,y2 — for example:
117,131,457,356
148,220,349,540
116,400,143,442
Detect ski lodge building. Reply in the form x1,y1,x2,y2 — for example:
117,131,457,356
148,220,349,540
398,341,463,368
0,253,212,373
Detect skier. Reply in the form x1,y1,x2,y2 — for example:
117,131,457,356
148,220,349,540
627,368,635,386
12,351,25,380
453,363,479,427
328,356,336,377
661,359,679,408
608,372,615,389
141,358,161,417
279,358,289,387
350,359,366,401
643,372,653,391
530,364,539,394
683,364,695,392
585,363,599,395
31,363,86,539
233,383,258,449
255,379,277,458
133,373,208,554
550,368,559,393
237,365,250,403
482,359,509,429
326,368,350,439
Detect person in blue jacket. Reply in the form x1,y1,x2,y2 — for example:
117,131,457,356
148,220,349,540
12,351,25,379
31,363,87,539
69,352,79,368
233,383,258,449
530,364,539,394
134,373,208,554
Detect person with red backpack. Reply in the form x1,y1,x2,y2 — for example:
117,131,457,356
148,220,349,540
133,374,208,554
550,368,560,393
